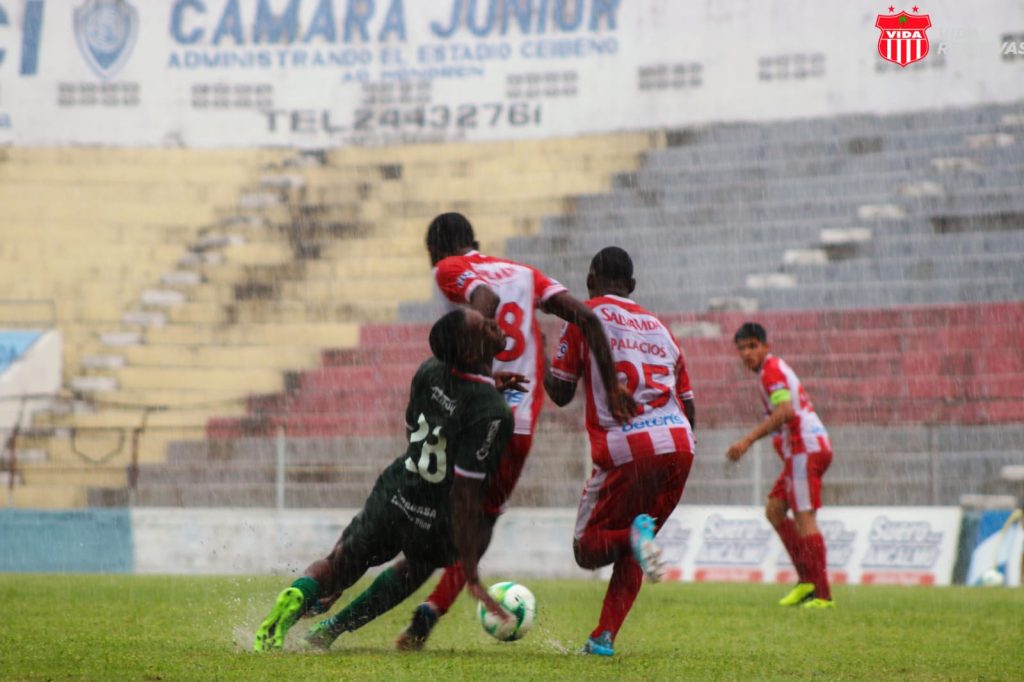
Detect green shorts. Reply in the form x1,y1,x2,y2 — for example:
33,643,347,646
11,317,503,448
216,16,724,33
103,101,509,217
338,459,457,570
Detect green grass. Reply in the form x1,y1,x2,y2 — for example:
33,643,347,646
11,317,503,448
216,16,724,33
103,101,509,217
2,575,1022,681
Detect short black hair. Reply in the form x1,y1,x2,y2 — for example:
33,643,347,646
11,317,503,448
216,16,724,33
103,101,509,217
589,246,633,282
429,309,468,366
734,322,767,344
426,212,478,257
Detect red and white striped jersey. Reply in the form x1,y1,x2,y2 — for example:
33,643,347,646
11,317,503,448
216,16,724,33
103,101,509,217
433,250,566,436
758,354,830,457
550,294,695,469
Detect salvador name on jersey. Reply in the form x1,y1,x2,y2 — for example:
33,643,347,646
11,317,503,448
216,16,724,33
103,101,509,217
551,294,695,469
387,357,513,529
758,354,829,457
433,250,566,436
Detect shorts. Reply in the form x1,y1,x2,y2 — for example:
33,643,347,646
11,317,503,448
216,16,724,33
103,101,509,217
482,432,534,517
768,446,833,512
337,459,455,572
574,451,693,541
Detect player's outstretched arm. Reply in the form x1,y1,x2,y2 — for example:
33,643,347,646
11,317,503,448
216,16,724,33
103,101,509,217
451,475,510,621
726,401,793,461
543,292,636,423
543,372,577,407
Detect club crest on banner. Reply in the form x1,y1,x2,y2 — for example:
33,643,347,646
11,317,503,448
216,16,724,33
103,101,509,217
74,0,139,80
875,8,932,67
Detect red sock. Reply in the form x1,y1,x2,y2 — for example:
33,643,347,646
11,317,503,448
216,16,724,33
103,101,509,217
776,518,809,582
801,533,831,601
424,562,466,615
576,528,631,569
592,555,643,640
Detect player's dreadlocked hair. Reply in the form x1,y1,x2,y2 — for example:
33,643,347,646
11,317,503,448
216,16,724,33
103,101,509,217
734,322,768,344
589,246,634,283
425,212,479,257
429,308,469,367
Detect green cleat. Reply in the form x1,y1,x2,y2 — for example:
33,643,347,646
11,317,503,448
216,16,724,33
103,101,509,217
778,582,816,607
802,598,836,609
254,587,306,652
303,620,336,652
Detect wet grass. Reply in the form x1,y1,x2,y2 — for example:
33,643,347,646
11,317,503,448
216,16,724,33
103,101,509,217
2,575,1022,681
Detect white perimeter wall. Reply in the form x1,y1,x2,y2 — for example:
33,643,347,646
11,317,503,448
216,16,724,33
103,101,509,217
132,505,963,586
0,0,1022,147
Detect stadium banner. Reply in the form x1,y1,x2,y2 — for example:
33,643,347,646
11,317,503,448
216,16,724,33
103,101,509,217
659,505,964,587
964,509,1023,588
1,0,1023,147
0,329,61,440
0,330,41,374
126,506,963,584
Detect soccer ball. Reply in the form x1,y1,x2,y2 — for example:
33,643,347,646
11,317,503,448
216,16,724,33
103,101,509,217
980,568,1005,587
477,581,537,641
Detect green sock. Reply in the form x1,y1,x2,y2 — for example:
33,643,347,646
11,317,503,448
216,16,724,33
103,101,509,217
290,576,322,608
321,568,412,637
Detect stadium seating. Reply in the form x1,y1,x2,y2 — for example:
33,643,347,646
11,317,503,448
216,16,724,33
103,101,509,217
113,298,1024,508
4,135,659,507
8,101,1023,509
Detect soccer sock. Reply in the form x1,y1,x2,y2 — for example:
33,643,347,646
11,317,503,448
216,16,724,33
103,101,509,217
424,562,467,616
592,556,643,640
576,528,631,569
801,533,831,601
776,518,810,583
320,567,414,638
290,576,322,612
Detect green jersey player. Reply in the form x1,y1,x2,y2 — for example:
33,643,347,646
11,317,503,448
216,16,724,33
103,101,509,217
254,308,516,652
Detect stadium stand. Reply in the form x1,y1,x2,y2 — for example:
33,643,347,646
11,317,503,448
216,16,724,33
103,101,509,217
5,102,1021,510
89,100,1024,511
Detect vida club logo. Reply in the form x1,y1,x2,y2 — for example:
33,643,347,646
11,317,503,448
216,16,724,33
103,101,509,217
74,0,139,80
876,6,932,67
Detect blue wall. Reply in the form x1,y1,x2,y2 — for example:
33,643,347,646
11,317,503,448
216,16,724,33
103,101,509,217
0,509,133,573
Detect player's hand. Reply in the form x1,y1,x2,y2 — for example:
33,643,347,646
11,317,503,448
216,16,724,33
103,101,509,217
494,372,529,393
726,438,750,462
607,383,638,425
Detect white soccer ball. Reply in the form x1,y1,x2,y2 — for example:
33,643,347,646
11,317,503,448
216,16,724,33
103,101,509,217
980,568,1005,587
477,581,537,641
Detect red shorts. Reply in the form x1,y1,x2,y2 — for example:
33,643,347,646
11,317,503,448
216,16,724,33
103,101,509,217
574,452,693,541
482,432,533,517
768,447,833,512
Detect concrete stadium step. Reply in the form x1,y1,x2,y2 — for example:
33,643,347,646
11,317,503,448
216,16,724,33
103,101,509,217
166,299,399,325
635,144,1024,185
144,322,359,347
90,481,377,508
133,462,379,486
643,114,1022,166
609,166,1024,208
165,436,406,466
85,344,321,370
18,463,126,488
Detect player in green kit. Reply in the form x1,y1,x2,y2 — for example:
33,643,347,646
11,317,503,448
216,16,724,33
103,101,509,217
254,308,517,652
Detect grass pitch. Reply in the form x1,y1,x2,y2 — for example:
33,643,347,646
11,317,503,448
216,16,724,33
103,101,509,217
2,574,1021,681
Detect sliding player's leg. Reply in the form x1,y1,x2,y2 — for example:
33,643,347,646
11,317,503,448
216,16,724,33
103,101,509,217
255,465,403,652
397,433,532,650
308,558,436,649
